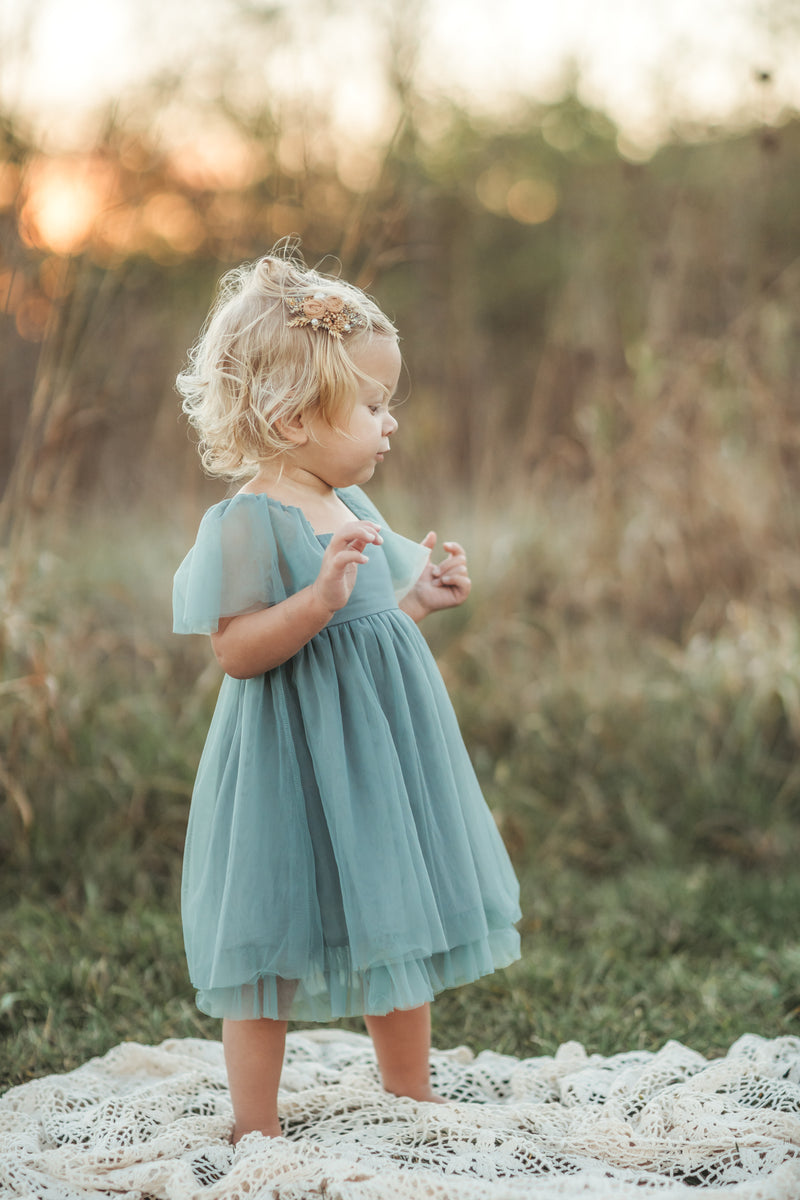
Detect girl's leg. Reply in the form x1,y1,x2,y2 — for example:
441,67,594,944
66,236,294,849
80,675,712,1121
364,1002,445,1103
222,1017,287,1142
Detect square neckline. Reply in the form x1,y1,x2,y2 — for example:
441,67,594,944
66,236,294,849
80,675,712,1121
234,489,362,539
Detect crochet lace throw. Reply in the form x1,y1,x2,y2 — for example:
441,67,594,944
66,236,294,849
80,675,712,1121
1,1031,799,1199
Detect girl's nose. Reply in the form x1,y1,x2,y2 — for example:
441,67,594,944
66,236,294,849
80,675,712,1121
384,411,398,435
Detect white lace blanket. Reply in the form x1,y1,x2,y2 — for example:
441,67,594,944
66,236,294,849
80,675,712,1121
1,1031,799,1198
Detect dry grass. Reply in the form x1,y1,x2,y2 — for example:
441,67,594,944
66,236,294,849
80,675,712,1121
3,487,800,900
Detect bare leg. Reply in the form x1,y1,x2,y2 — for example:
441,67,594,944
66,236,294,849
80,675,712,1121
364,1002,445,1103
222,1017,287,1142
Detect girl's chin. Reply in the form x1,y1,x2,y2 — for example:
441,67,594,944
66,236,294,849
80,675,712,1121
323,465,376,489
354,463,377,482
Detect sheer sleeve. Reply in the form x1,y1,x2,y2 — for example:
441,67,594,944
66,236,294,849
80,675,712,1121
173,496,288,635
339,486,430,602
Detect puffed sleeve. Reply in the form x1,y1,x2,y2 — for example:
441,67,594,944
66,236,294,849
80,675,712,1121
339,486,430,602
173,496,289,634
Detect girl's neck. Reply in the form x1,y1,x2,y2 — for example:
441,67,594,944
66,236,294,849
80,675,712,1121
238,464,355,535
240,462,333,503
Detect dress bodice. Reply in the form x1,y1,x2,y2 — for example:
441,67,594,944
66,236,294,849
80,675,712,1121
315,534,403,628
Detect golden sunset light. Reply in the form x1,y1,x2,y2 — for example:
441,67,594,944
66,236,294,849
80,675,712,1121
3,0,797,153
19,156,120,254
2,4,800,1184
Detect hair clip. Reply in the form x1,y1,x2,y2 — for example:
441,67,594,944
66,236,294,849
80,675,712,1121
286,292,367,340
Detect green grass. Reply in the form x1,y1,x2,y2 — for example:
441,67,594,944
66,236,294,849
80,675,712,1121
2,860,797,1089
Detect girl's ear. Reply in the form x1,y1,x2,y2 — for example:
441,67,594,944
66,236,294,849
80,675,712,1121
277,411,310,446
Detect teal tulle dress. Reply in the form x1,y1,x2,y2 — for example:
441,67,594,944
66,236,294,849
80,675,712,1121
173,485,521,1022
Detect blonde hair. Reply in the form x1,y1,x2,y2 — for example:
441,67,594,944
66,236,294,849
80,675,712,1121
177,247,397,479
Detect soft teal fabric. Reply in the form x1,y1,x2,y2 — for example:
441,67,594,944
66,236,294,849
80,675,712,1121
174,486,521,1021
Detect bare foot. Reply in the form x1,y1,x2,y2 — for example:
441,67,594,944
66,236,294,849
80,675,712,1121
232,1122,283,1144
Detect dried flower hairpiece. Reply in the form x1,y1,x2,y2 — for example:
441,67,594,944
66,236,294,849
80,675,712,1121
286,292,367,340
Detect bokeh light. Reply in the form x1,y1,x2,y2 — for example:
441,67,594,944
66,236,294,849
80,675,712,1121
20,156,120,255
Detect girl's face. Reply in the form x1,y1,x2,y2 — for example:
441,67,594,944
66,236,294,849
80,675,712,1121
300,337,401,489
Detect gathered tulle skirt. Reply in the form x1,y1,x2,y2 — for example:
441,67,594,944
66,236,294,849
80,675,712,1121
181,607,521,1021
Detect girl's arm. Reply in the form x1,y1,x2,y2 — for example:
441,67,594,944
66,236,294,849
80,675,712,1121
211,520,382,679
399,531,472,624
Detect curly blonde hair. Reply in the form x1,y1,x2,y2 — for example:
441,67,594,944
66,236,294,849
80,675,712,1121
176,247,397,479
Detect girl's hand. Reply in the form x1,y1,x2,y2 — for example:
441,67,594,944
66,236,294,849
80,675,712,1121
311,520,383,614
400,531,472,622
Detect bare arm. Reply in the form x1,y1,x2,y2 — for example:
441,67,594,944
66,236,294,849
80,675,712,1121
211,520,383,679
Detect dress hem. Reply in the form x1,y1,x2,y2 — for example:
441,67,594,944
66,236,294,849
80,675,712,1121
193,925,521,1022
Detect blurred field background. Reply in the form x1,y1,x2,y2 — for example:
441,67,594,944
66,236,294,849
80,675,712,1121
2,0,800,1087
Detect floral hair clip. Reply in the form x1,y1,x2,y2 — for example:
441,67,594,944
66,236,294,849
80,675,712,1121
286,292,367,340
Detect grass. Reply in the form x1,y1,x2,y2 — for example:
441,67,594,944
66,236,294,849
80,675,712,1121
472,856,795,1061
2,504,799,1090
2,861,797,1089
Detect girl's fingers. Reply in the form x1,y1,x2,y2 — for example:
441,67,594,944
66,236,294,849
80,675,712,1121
333,547,370,565
326,522,383,563
330,520,382,545
437,543,471,590
432,541,468,580
437,560,467,577
352,521,382,543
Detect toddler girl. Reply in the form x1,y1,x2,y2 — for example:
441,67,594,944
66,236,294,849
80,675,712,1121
173,249,521,1143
